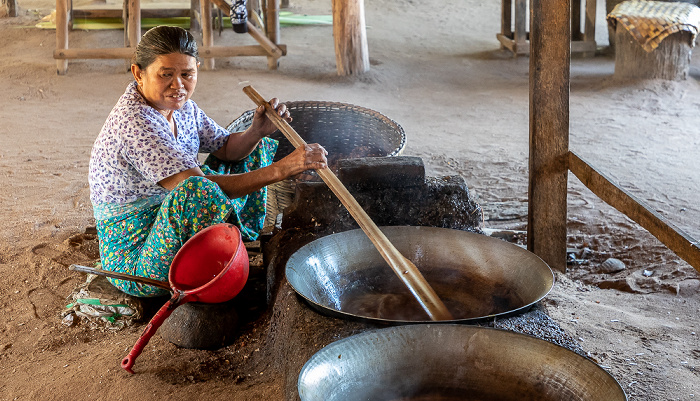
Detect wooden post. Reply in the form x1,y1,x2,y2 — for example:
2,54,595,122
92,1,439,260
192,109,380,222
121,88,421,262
513,0,527,54
122,0,128,47
583,0,596,57
571,0,581,41
190,0,201,35
2,0,17,17
501,0,513,46
55,0,69,75
331,0,369,76
265,0,280,69
127,0,141,49
528,0,570,272
200,0,214,69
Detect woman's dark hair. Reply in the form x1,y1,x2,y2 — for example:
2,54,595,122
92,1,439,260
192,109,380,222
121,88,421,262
132,26,198,69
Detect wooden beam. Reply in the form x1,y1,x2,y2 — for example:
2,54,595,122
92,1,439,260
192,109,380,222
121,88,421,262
528,0,571,272
497,33,530,55
53,44,286,60
71,8,191,18
200,44,285,57
332,0,369,75
568,151,700,273
54,47,135,59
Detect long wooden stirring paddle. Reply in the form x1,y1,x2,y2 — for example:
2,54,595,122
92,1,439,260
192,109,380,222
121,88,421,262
243,85,453,321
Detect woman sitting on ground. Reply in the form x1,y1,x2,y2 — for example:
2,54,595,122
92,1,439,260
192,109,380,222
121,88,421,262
89,25,328,297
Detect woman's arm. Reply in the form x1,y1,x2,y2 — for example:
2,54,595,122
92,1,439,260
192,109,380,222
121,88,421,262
159,143,327,199
210,98,291,161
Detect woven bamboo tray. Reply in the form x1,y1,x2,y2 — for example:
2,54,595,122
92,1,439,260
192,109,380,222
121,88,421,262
225,101,406,227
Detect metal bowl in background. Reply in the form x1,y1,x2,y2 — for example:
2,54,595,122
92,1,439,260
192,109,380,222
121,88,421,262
286,226,554,323
298,324,627,401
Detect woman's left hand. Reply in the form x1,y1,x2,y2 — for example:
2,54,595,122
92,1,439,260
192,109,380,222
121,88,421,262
250,98,292,138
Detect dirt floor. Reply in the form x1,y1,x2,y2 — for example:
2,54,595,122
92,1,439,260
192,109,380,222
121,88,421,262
1,0,699,399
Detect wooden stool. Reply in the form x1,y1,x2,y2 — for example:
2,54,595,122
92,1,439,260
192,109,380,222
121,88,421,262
498,0,597,57
607,1,700,81
614,29,693,80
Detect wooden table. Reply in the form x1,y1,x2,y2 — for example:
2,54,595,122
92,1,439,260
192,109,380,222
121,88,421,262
497,0,597,57
54,0,286,74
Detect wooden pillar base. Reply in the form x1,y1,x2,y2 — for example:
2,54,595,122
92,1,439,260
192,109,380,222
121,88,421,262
332,0,369,75
614,29,692,81
2,0,17,17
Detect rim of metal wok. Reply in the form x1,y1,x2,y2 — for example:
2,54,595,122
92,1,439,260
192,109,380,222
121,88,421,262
298,324,627,401
285,226,555,324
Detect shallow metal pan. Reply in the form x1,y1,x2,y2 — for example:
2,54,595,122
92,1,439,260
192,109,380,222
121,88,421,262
286,226,554,323
298,324,627,401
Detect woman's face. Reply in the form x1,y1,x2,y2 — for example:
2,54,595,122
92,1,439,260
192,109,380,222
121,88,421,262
132,52,199,114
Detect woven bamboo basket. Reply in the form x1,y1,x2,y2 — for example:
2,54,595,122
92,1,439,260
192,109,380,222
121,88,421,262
225,101,406,227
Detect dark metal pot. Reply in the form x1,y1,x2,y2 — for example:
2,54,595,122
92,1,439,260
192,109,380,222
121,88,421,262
298,324,627,401
286,226,554,323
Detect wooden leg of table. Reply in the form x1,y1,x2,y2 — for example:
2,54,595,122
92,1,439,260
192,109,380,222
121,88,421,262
513,0,527,55
571,0,582,41
6,0,18,17
583,0,596,57
265,0,280,69
122,0,128,47
55,0,69,75
128,0,141,49
190,0,201,35
501,0,512,40
201,0,214,70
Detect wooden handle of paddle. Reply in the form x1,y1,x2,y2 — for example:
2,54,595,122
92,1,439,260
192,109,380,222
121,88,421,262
243,85,453,321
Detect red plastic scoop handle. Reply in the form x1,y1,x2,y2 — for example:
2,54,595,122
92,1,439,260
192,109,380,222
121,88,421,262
121,291,187,374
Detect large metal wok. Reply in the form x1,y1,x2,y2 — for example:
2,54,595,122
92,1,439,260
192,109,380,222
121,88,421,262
286,226,554,323
298,324,627,401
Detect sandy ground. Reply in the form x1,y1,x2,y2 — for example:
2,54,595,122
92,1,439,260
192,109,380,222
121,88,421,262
0,0,699,399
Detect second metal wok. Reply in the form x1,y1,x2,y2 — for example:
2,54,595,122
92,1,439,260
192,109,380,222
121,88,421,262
286,226,554,323
298,324,627,400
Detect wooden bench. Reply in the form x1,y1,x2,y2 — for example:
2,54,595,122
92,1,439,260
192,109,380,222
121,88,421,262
53,0,286,74
498,0,597,57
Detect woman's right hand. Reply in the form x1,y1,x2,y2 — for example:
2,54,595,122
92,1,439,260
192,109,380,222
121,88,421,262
276,143,328,178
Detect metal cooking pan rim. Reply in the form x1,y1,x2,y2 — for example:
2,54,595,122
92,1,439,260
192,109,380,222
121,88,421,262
297,324,627,401
285,226,555,324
